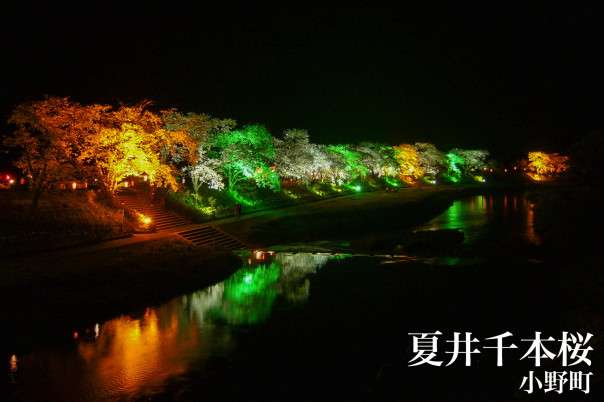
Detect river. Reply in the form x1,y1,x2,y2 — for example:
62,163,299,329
4,193,598,400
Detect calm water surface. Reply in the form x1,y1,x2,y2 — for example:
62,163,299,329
6,194,578,400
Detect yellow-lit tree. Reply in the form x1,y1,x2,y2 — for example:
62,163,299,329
393,143,424,183
527,151,569,180
80,102,183,194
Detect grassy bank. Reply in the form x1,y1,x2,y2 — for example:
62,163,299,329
0,237,242,347
0,190,128,258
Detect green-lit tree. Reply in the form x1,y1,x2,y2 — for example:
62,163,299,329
356,142,386,176
450,148,489,175
325,144,368,184
213,124,280,192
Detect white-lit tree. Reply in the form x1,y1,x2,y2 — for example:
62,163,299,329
273,129,314,183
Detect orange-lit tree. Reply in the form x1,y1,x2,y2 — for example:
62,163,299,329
526,151,569,180
5,96,108,207
393,143,423,183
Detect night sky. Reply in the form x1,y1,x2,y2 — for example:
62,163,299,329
2,2,603,160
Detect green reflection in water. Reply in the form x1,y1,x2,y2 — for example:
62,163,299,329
185,252,332,325
223,262,281,325
330,253,352,261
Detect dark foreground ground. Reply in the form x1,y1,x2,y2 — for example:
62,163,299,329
0,238,241,349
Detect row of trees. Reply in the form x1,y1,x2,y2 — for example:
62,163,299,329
5,96,565,207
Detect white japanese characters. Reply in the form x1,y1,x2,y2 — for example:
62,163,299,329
408,331,594,395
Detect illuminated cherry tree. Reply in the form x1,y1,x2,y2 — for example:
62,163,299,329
325,144,368,183
213,124,280,192
356,142,389,176
162,109,236,166
79,102,181,193
186,146,224,192
307,144,333,181
415,142,444,179
273,129,314,183
526,151,568,180
5,96,108,207
394,143,423,183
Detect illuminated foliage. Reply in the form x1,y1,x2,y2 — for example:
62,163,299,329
415,142,444,179
213,124,280,192
5,96,108,207
80,102,180,193
273,129,314,183
450,148,489,175
443,152,464,182
325,144,369,183
442,148,489,182
526,151,569,180
393,143,423,183
307,144,333,181
356,142,392,176
186,146,224,192
162,110,236,166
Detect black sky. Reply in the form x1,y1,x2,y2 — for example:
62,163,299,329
2,2,603,160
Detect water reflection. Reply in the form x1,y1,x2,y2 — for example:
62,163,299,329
8,251,332,400
184,251,332,325
415,193,540,246
6,195,542,400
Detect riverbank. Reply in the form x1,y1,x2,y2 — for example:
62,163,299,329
0,237,241,349
0,182,553,347
217,183,535,250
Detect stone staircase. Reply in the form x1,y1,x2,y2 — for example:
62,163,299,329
177,226,246,250
115,194,190,231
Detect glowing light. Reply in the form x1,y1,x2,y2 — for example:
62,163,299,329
74,332,79,339
5,175,10,180
9,355,17,372
244,274,253,284
354,186,361,191
9,179,14,184
144,218,151,224
95,323,100,338
124,182,129,188
72,182,77,190
143,175,148,181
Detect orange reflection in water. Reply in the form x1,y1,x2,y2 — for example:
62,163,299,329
12,292,236,400
77,308,186,397
525,208,541,245
72,299,230,399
